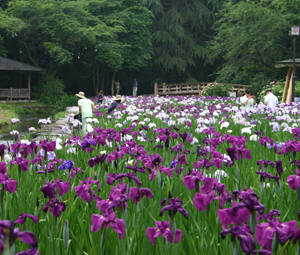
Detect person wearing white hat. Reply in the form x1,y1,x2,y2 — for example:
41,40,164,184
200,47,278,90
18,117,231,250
76,91,94,132
105,95,122,117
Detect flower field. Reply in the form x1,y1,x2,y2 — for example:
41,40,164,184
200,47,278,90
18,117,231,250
2,95,300,254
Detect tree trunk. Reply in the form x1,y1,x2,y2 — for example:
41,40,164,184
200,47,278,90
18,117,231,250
111,70,116,96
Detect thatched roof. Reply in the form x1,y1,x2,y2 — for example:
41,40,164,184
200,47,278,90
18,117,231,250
0,56,45,71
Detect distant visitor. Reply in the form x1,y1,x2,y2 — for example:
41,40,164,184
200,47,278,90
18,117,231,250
240,89,256,109
115,80,120,95
76,91,94,132
106,95,122,118
264,90,279,108
97,90,104,105
133,79,138,96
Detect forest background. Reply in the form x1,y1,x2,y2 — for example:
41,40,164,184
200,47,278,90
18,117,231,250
0,0,300,101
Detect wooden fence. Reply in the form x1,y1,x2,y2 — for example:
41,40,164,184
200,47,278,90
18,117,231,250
154,82,249,96
0,88,30,100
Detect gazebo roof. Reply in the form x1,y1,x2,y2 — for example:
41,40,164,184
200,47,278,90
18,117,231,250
0,56,45,71
275,59,300,68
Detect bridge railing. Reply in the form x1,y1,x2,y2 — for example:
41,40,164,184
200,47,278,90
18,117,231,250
154,82,249,96
0,88,30,100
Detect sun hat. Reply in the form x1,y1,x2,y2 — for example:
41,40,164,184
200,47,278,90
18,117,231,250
113,95,122,101
75,91,86,99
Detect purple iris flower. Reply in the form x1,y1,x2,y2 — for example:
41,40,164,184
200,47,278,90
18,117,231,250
14,213,38,225
221,225,270,255
70,167,82,178
257,160,275,170
37,139,56,152
11,157,29,171
88,154,108,167
0,173,17,193
42,198,66,217
79,138,97,150
128,187,153,204
146,221,182,245
292,128,300,140
233,193,265,215
0,144,9,159
58,160,75,170
97,187,128,214
259,136,274,147
183,171,203,190
0,162,7,174
218,201,251,229
275,160,283,177
256,210,298,251
159,198,189,219
40,181,55,198
256,171,279,183
15,247,39,255
75,177,100,202
54,179,70,196
179,132,193,143
158,165,173,178
226,147,237,162
287,169,300,190
91,212,125,239
291,159,300,169
194,190,216,211
125,161,146,174
0,220,38,254
114,172,142,187
150,154,163,166
169,159,178,168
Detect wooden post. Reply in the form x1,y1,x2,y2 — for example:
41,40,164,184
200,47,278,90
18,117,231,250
10,87,12,101
28,72,31,100
282,67,292,103
154,83,158,96
287,66,297,103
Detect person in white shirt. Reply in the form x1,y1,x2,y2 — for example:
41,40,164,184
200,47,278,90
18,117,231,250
264,90,279,108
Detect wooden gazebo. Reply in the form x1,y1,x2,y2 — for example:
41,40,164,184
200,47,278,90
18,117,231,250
0,56,45,100
275,59,300,103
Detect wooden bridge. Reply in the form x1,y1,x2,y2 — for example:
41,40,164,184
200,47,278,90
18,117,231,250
154,82,249,96
0,88,30,100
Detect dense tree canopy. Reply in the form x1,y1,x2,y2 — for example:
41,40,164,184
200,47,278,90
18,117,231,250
0,0,299,97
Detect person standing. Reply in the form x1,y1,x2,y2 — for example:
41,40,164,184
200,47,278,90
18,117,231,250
240,89,256,109
264,90,279,108
76,91,94,132
105,95,122,118
133,79,138,96
97,90,104,105
115,80,120,95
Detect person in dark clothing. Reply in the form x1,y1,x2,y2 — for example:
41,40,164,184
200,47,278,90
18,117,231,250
97,90,104,104
105,95,122,117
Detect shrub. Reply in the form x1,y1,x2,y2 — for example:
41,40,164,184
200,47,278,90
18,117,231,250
54,94,78,114
32,74,65,106
201,83,229,97
258,80,300,102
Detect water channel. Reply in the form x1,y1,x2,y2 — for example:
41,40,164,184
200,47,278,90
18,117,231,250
0,113,51,145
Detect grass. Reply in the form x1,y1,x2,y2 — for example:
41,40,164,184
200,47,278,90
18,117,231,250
54,111,69,120
0,107,18,126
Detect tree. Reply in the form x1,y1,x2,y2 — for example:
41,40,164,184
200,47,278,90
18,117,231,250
209,0,299,84
143,0,223,83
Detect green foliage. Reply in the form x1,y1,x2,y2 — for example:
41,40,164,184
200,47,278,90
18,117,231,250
209,0,291,84
32,74,65,106
201,82,229,97
54,94,78,114
145,0,223,73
